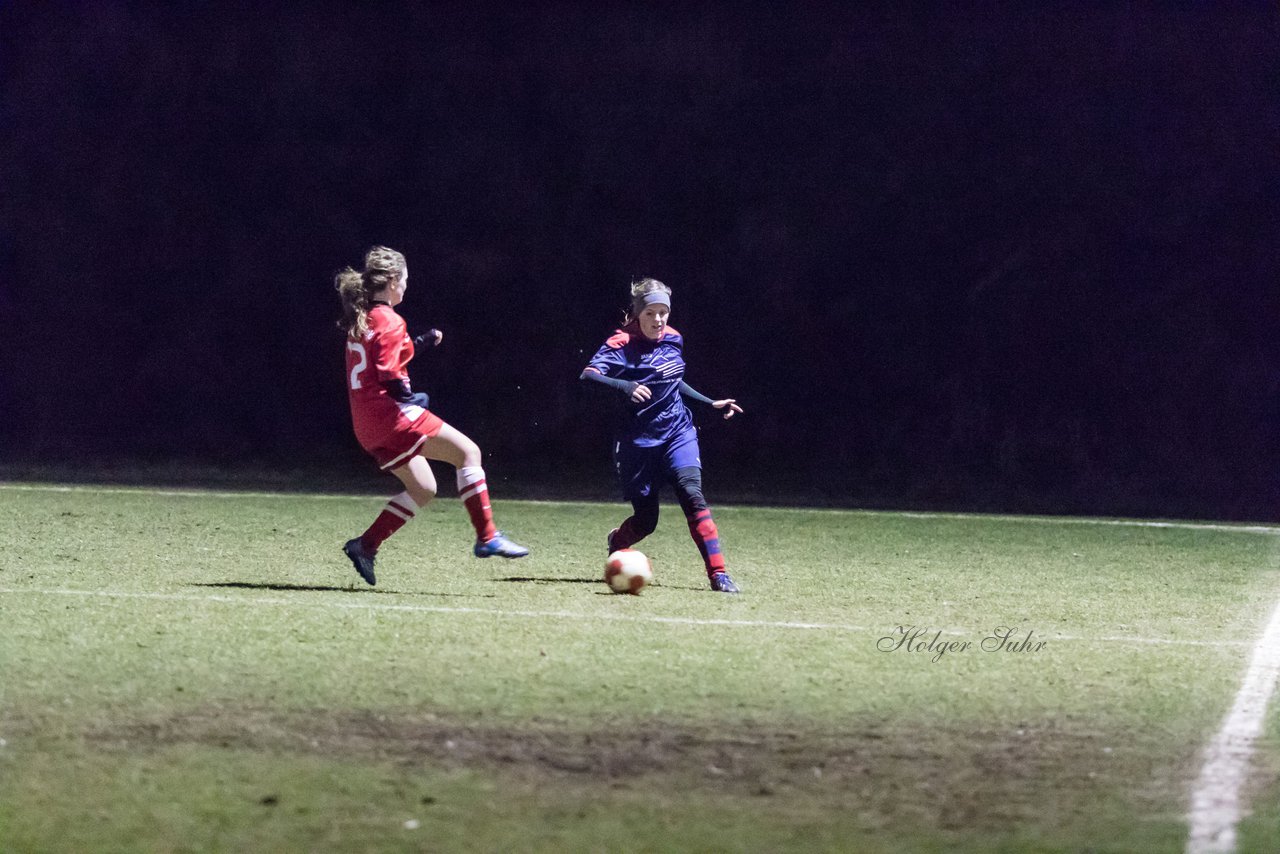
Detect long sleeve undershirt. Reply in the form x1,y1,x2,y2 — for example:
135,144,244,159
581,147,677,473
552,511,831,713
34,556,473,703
579,370,715,405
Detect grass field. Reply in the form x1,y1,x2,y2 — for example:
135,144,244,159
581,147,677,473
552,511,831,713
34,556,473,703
2,482,1279,852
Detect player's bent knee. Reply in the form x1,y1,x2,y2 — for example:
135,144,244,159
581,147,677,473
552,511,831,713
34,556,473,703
673,468,707,514
456,437,483,468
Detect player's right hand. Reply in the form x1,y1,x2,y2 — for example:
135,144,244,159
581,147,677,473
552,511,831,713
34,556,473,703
630,384,652,403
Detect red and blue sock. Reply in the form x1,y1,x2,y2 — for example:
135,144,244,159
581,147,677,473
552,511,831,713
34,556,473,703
686,508,726,577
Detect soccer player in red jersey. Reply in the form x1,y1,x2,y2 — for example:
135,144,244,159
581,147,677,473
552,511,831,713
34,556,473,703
335,246,528,585
581,278,744,593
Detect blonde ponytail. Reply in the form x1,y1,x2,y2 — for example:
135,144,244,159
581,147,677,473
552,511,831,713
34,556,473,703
335,267,371,339
334,246,407,339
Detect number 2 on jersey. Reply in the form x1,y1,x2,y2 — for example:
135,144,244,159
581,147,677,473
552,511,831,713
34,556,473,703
347,342,368,390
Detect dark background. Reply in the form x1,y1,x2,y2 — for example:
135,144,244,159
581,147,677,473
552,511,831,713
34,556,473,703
1,2,1276,519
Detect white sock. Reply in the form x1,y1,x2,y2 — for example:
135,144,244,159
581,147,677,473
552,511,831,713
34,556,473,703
385,491,420,520
457,466,486,499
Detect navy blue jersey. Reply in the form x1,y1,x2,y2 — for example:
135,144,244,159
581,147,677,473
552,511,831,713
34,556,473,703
585,322,693,447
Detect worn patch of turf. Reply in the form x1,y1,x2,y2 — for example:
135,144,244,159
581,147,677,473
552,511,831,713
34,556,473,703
1,482,1277,851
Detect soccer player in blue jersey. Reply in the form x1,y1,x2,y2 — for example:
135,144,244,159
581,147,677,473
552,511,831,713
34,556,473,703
580,278,744,593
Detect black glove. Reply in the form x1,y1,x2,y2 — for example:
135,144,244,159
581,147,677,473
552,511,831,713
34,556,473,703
413,328,442,348
383,379,430,409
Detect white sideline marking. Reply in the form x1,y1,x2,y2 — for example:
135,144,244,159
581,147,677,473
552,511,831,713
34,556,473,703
0,587,1250,647
0,586,871,630
0,482,1276,536
1186,596,1280,854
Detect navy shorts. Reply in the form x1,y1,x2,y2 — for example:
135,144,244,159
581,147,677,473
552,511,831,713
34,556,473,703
614,426,702,501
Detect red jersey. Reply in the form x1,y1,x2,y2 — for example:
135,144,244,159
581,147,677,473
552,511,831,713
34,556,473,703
345,304,429,451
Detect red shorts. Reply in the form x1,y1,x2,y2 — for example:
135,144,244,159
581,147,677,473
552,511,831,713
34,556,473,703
362,410,446,470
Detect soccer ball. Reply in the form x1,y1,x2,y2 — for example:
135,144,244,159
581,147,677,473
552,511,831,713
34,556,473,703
605,549,653,594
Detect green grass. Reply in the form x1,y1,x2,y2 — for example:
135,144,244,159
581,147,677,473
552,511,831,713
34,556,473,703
1,482,1278,852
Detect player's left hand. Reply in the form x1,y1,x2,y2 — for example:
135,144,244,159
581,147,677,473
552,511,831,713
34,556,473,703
413,328,443,348
712,399,743,419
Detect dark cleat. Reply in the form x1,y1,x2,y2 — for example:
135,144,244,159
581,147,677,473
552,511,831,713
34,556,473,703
474,532,530,559
343,537,377,586
709,572,740,594
607,527,621,554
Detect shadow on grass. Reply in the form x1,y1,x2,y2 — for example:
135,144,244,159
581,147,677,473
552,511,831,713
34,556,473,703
498,576,706,592
191,582,492,598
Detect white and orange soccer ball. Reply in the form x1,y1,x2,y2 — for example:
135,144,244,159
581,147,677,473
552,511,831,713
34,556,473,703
604,549,653,594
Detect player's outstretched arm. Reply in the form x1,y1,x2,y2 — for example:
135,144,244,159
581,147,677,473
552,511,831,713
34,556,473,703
679,381,742,419
580,369,650,402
